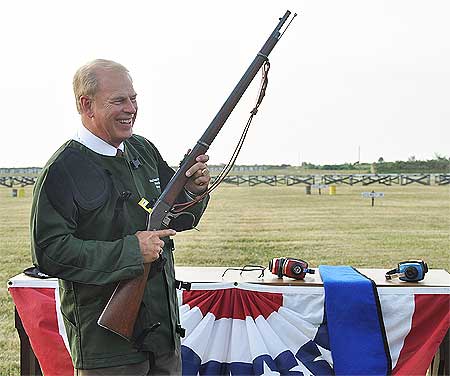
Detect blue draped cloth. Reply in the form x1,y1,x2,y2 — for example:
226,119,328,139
319,265,391,375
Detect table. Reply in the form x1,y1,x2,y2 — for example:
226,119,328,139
8,267,450,375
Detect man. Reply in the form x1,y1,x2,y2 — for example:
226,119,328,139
30,59,211,375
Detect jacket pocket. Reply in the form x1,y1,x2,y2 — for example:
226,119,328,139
78,301,138,359
60,309,81,366
131,301,152,348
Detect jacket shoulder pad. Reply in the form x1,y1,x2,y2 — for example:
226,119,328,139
44,148,111,218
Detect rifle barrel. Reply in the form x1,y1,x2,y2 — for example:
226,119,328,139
157,10,294,207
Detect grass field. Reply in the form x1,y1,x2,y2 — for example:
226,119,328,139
1,183,449,374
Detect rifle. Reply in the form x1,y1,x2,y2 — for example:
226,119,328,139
97,10,296,341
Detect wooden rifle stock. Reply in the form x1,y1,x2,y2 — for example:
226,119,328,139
98,264,150,339
98,10,295,341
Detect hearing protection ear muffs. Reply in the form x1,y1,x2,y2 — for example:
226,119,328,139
269,257,315,280
385,260,428,282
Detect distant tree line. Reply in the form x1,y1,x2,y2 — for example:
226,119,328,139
301,162,372,171
301,155,450,174
374,157,450,174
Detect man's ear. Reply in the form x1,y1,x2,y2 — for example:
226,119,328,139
79,96,94,118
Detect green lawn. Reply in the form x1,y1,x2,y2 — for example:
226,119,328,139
1,183,449,374
174,184,450,270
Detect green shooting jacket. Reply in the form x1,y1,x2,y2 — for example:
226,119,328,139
30,134,209,369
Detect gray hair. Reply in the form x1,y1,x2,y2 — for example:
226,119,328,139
73,59,131,114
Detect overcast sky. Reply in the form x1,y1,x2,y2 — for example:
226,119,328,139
1,0,448,167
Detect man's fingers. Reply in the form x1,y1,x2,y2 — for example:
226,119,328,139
153,229,176,238
196,154,209,163
185,154,209,177
186,162,208,178
193,175,209,186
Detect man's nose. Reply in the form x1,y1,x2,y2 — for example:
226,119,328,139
124,98,137,114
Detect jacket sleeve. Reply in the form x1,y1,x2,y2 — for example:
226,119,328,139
31,169,144,286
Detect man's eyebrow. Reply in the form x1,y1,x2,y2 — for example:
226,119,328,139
111,93,137,100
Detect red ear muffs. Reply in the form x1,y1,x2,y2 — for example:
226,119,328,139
269,258,315,280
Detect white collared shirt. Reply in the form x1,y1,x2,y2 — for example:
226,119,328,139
73,125,124,156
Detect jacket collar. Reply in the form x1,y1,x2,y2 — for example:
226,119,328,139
74,125,124,156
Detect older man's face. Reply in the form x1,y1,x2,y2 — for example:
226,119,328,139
90,69,138,147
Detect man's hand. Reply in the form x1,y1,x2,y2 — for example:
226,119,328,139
135,229,176,263
185,154,211,195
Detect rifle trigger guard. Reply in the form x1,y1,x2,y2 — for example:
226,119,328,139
165,211,196,232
